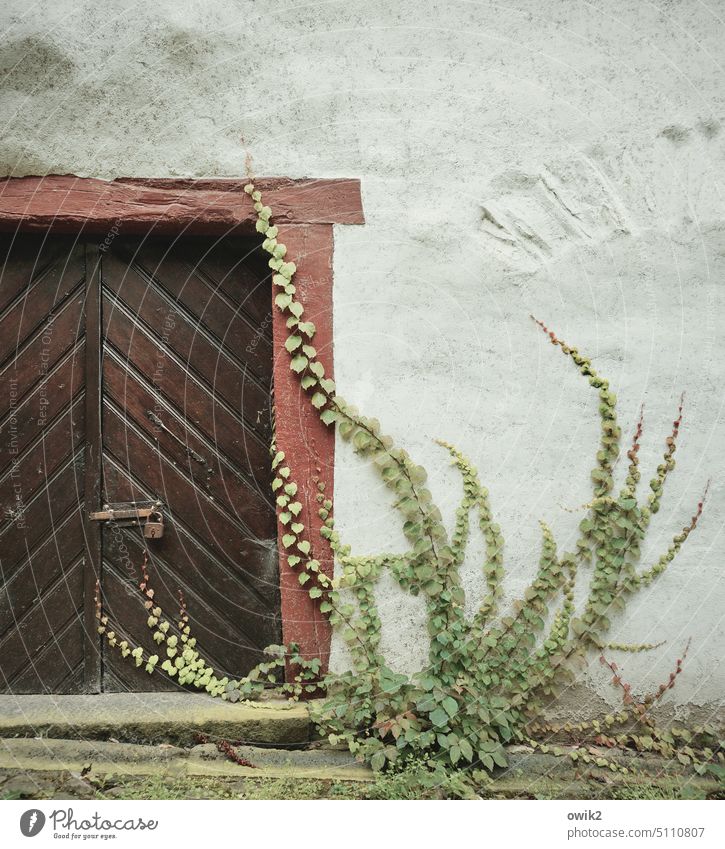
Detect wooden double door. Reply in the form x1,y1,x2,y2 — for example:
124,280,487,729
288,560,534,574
0,233,280,693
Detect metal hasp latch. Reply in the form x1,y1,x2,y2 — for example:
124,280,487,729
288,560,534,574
89,500,165,540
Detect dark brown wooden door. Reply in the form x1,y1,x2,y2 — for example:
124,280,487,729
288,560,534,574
0,234,280,693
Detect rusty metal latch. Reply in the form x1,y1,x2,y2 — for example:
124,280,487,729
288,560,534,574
89,500,164,540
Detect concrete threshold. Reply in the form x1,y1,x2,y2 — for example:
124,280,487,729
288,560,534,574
0,737,372,782
0,693,311,746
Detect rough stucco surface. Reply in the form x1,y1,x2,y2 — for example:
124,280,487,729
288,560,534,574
1,0,723,717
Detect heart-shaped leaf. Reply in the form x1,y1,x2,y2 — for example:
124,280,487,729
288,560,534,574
285,335,302,353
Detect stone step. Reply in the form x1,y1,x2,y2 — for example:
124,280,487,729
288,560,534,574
0,737,371,783
0,694,311,746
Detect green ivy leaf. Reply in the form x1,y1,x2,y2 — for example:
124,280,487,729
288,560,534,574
459,738,473,761
353,430,372,452
429,707,449,728
442,696,459,717
311,392,326,409
290,355,308,373
370,751,386,772
285,335,302,353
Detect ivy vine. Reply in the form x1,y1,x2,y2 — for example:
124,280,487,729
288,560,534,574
95,181,722,779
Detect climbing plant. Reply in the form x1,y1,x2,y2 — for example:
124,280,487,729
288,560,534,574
96,181,720,776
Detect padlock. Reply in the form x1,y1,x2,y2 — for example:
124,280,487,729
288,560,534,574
143,510,164,539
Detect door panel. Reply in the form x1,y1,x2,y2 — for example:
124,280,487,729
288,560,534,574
0,233,279,694
0,235,88,694
100,237,279,692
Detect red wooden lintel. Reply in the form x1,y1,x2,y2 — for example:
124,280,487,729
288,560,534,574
0,175,364,234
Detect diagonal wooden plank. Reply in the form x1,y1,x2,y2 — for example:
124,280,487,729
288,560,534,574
0,395,84,514
0,450,84,572
0,257,84,369
102,274,272,443
103,307,271,477
102,557,269,690
0,234,80,314
0,557,83,682
101,407,279,605
183,239,272,327
2,608,85,694
108,241,273,384
103,356,275,531
111,519,277,649
0,341,85,449
0,509,84,636
0,289,85,411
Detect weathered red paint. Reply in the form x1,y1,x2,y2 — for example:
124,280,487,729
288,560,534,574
0,175,364,671
0,175,364,234
273,224,336,667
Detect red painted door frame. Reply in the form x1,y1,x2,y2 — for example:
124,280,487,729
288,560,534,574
0,174,365,670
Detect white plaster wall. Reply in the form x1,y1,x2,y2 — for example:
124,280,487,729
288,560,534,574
1,0,723,713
